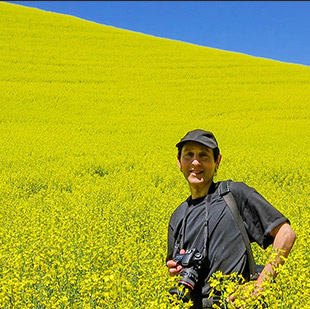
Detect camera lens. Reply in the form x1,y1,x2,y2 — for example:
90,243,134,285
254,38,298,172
179,268,199,290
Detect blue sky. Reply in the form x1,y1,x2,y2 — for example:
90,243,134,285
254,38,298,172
5,1,310,66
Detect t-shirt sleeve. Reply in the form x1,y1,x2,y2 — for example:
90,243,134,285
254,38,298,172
166,201,188,261
230,182,289,249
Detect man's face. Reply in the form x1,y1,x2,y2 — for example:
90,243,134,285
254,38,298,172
178,141,221,187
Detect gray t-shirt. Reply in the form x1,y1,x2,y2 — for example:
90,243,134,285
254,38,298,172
167,180,289,306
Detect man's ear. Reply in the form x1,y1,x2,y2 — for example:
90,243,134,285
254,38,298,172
177,155,182,171
216,154,222,170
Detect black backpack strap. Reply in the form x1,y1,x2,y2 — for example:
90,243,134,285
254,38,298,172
219,181,259,280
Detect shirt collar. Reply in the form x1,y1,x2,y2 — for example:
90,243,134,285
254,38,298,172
188,181,216,206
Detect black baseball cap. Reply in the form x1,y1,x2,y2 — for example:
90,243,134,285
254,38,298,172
176,129,219,149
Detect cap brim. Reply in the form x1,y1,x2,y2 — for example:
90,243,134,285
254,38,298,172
176,139,217,149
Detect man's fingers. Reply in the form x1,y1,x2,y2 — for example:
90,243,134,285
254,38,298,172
169,265,183,276
166,260,177,267
166,259,183,276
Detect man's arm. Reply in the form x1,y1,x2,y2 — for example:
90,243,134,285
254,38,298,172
256,222,296,286
228,222,296,304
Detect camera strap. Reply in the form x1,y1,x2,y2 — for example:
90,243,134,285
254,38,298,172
203,195,212,259
179,206,189,252
173,194,211,260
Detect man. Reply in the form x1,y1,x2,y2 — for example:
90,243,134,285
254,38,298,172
166,129,296,308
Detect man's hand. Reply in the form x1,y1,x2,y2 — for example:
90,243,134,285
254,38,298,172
166,249,185,276
226,283,265,309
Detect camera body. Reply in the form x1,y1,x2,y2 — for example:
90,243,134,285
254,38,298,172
169,248,203,301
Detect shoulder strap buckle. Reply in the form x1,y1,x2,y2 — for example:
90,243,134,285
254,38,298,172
218,180,232,196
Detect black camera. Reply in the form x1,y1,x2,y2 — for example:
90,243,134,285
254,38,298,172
169,248,203,302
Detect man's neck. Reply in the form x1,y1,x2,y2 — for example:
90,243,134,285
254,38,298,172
190,182,213,199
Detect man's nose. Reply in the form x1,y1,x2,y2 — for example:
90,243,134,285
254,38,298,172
192,159,200,166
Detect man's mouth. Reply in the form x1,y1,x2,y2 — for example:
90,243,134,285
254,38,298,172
190,170,203,175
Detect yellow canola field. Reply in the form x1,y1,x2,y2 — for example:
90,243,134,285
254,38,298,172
0,2,309,308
